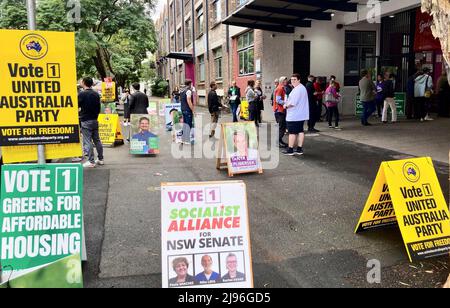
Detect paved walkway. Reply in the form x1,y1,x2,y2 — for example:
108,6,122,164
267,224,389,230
304,116,449,164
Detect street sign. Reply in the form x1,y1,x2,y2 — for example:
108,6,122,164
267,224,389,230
355,157,450,262
0,164,84,281
161,181,253,288
217,122,263,177
0,30,80,146
355,93,406,117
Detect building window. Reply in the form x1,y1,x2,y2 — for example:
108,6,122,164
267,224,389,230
344,31,377,86
177,28,182,51
238,31,254,76
185,18,191,46
196,5,204,37
214,47,223,80
170,34,175,51
213,0,221,24
198,54,205,82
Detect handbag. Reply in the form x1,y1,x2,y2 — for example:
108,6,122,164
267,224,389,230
324,92,338,103
424,76,433,98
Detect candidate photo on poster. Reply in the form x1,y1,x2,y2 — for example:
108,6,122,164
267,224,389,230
168,255,196,288
224,123,260,174
220,251,246,283
101,103,117,114
130,114,159,155
194,253,221,285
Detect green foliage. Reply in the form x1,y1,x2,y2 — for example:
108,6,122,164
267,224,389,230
0,0,158,84
151,77,169,98
0,0,27,29
140,59,156,83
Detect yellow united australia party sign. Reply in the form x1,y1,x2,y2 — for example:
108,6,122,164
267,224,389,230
356,157,450,262
0,30,80,146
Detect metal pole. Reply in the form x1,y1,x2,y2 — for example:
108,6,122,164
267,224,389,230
27,0,46,164
26,0,36,30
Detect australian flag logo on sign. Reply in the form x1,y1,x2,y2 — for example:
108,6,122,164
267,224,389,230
26,41,43,53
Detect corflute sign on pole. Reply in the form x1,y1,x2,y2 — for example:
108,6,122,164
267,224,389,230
0,29,80,147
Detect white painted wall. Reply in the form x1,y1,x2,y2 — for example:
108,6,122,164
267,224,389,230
261,14,379,117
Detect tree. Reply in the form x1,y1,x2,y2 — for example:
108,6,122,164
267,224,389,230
422,0,450,81
0,0,27,29
0,0,158,86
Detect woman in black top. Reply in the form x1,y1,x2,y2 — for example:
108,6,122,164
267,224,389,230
255,80,265,124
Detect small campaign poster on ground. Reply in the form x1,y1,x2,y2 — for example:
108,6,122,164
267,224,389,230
218,122,263,177
129,114,159,155
98,114,122,146
165,102,182,131
0,164,83,283
161,181,253,288
0,30,80,146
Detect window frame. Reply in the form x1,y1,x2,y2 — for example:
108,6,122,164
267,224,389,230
196,5,204,38
344,31,377,86
198,54,205,83
213,47,223,80
237,31,255,76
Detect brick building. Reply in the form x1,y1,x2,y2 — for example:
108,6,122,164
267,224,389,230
155,0,263,106
156,0,442,117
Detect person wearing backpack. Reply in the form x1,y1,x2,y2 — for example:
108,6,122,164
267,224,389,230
414,68,434,122
324,80,341,130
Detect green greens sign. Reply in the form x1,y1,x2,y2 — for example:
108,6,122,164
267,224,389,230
0,164,83,275
355,93,406,117
0,254,83,288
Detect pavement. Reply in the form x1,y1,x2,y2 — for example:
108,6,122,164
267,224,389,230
81,106,450,288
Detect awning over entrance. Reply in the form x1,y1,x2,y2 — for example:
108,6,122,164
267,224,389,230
165,52,194,62
222,0,361,33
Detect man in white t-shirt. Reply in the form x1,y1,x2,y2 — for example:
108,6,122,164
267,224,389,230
283,73,309,156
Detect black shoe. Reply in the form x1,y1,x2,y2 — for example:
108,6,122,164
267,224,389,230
278,143,288,148
294,148,304,156
283,148,295,156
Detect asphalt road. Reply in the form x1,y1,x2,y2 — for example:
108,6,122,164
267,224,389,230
81,117,449,288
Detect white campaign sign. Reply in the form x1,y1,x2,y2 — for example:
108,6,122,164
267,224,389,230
161,181,253,288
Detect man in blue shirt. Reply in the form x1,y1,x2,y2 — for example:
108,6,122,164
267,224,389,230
195,255,221,284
